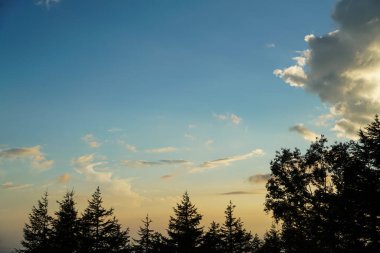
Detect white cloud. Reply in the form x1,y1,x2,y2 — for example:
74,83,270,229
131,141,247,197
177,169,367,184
275,0,380,138
266,43,276,48
289,124,319,141
82,134,101,148
190,149,265,173
145,146,178,153
274,64,307,87
214,113,243,125
1,182,33,190
0,146,54,171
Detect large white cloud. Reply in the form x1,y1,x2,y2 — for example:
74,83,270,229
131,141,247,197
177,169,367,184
274,0,380,138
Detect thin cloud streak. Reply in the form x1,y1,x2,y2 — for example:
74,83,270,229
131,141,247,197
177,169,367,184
123,159,190,168
190,149,265,173
219,190,266,195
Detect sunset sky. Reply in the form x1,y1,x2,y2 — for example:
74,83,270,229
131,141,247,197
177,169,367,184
1,0,380,251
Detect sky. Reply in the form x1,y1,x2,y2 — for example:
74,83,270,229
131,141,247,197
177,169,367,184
1,0,380,251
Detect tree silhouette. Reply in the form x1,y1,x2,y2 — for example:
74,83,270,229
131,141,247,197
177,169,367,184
133,214,155,253
167,191,203,253
250,233,262,253
16,192,52,253
79,187,130,253
221,201,252,253
259,224,282,253
51,190,79,253
265,116,380,253
200,221,223,253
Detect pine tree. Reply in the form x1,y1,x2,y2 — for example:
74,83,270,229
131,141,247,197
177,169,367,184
221,201,252,253
79,187,130,253
167,191,203,253
133,214,155,253
150,232,168,253
200,221,223,253
259,224,282,253
16,192,52,253
51,190,79,253
250,233,262,253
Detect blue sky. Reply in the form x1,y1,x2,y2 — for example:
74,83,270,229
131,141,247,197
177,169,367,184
4,0,380,251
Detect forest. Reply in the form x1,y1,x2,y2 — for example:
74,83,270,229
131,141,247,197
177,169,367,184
15,116,380,253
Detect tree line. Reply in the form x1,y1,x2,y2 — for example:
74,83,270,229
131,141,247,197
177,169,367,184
15,189,274,253
16,116,380,253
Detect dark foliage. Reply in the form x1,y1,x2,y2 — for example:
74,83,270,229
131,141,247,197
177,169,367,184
167,191,203,253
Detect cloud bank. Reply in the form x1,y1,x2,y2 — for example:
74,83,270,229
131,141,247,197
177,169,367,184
274,0,380,138
0,146,54,170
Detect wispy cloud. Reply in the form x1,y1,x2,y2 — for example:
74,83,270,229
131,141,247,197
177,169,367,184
145,147,177,153
82,134,101,148
72,154,139,198
1,182,32,190
266,43,276,48
190,149,265,173
72,154,111,183
248,173,271,184
214,113,242,125
0,146,54,171
58,173,71,184
274,0,380,138
219,190,265,195
289,124,318,141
